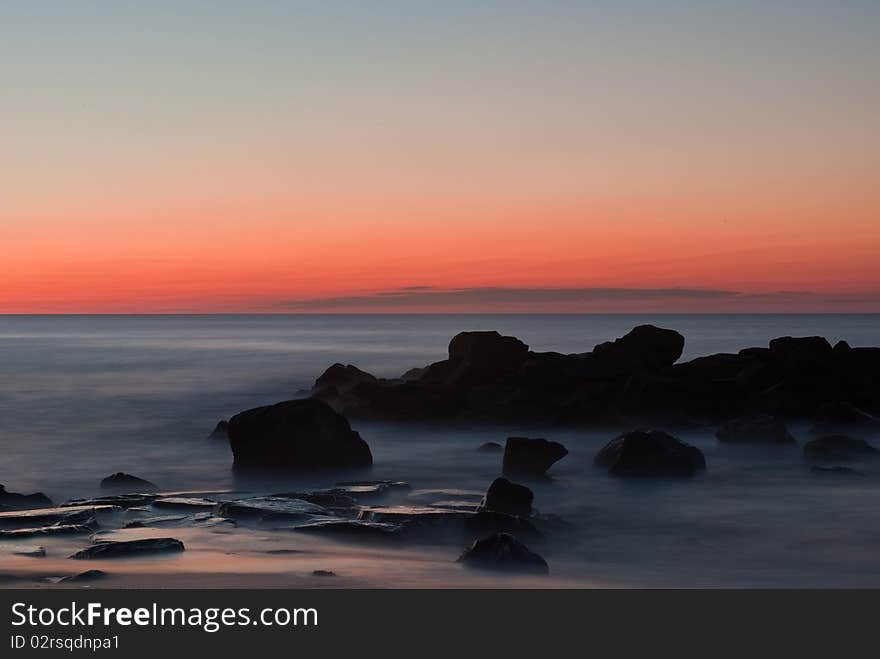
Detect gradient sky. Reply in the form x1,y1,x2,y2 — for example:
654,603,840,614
2,1,878,313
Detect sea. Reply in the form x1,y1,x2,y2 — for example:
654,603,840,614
1,313,879,587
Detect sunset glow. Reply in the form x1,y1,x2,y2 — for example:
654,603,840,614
2,2,878,313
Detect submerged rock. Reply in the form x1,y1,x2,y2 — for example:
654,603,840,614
479,477,533,517
810,402,880,434
478,441,503,452
716,415,796,444
123,515,188,529
71,538,185,559
458,532,548,574
100,473,159,492
59,569,107,583
0,485,53,511
502,437,568,476
313,363,378,395
228,399,372,471
594,430,706,477
359,506,470,539
803,435,879,461
312,569,336,577
291,519,401,539
810,465,864,477
464,511,540,540
13,546,46,558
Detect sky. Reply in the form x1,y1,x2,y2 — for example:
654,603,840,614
2,1,878,313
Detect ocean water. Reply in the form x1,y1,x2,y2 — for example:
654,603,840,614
1,313,880,587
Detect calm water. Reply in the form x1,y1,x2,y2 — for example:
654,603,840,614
2,314,879,587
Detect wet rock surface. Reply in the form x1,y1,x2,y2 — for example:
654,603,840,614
228,399,373,471
803,435,878,461
594,430,706,477
716,416,796,444
502,437,568,476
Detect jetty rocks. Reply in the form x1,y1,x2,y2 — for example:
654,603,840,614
308,326,880,425
228,398,373,471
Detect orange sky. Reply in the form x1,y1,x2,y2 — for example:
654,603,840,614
2,3,878,313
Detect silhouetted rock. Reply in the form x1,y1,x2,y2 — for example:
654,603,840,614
479,477,533,517
12,547,46,558
803,435,878,461
313,363,378,395
502,437,568,476
810,465,864,477
769,336,833,365
0,485,52,511
594,430,706,477
419,331,529,386
208,420,229,440
716,415,796,444
458,532,548,574
810,401,880,434
100,473,158,492
228,399,372,471
71,538,185,559
593,325,685,373
478,441,503,452
312,570,336,577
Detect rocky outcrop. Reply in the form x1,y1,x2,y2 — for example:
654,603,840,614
502,437,568,476
303,326,880,426
810,401,880,434
0,485,52,511
478,478,533,517
716,416,796,444
100,473,159,492
228,399,372,471
457,532,548,574
208,420,229,440
594,430,706,477
803,435,878,461
70,538,185,559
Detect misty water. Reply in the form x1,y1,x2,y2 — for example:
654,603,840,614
2,314,880,587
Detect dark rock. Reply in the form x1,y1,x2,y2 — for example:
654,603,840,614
359,506,470,539
803,435,878,461
768,336,833,364
479,477,533,517
13,547,46,558
70,538,185,559
313,363,378,395
419,331,529,386
464,511,541,540
810,465,864,476
457,532,548,574
716,415,796,444
152,497,217,511
593,325,685,373
312,569,336,577
478,441,503,452
208,420,229,440
215,497,327,521
60,569,107,583
228,399,372,471
100,473,158,492
63,494,158,509
594,430,706,477
810,401,880,434
270,491,357,510
0,505,119,530
0,524,94,539
502,437,568,476
123,515,188,529
291,519,401,539
0,485,53,511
